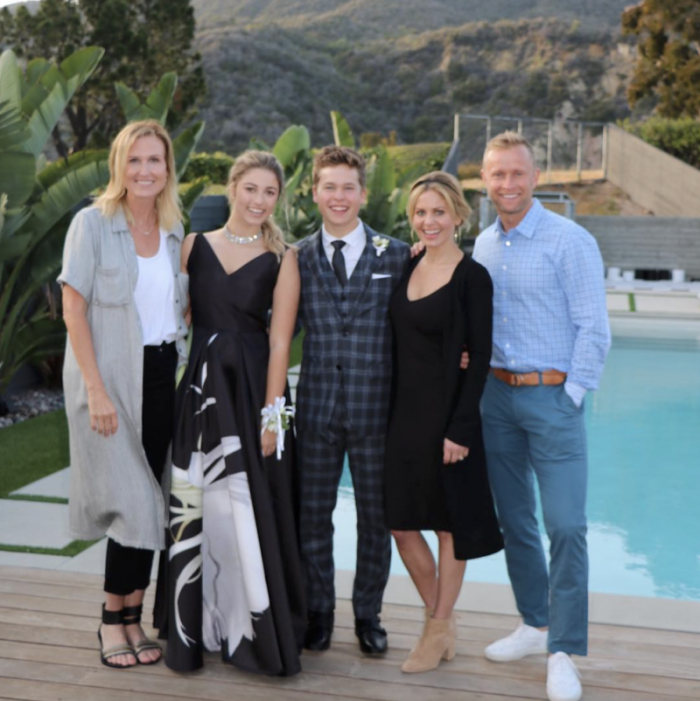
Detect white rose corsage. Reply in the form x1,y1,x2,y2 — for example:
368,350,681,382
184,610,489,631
372,235,390,257
261,396,295,460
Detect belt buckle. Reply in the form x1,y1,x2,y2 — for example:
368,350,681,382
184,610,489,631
513,373,523,387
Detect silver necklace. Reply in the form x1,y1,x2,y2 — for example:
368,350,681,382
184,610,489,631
224,225,261,245
131,215,157,236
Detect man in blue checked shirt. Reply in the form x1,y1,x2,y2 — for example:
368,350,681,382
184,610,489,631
473,132,610,701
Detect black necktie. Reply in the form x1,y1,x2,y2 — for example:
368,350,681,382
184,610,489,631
331,240,348,287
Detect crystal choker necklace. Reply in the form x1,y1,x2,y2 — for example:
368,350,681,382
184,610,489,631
224,225,261,245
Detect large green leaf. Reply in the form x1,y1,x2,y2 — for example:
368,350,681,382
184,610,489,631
366,146,396,196
0,151,36,209
22,47,104,156
0,207,31,240
115,82,141,122
1,314,66,393
21,158,110,240
273,125,311,169
116,73,177,124
363,147,400,233
180,177,209,213
37,149,109,191
0,51,22,118
25,58,51,89
59,46,104,90
173,122,205,179
0,233,33,264
282,157,310,206
0,98,31,151
330,111,355,148
143,72,177,124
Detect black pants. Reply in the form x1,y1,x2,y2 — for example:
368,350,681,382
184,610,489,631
104,342,177,596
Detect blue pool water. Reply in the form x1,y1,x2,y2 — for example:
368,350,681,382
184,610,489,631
332,321,700,601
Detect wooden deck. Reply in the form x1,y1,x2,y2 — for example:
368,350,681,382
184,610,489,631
0,565,699,701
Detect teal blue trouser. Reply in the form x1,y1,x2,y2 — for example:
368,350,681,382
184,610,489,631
481,375,588,656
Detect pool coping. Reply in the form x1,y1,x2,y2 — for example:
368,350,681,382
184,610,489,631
337,570,700,634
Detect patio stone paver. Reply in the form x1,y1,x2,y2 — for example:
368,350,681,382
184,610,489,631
59,538,106,574
11,467,70,499
0,500,71,549
0,550,70,569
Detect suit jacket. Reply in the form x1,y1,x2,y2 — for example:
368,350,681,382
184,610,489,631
296,224,410,435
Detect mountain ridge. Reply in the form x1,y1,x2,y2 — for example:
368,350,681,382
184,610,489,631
190,0,630,35
194,15,638,153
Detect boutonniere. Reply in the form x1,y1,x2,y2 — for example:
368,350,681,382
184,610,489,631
372,235,390,257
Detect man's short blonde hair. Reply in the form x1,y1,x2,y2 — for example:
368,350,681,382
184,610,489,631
483,131,536,166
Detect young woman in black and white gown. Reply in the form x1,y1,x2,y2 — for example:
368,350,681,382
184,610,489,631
157,151,306,675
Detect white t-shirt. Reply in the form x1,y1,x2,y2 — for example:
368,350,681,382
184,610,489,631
134,230,178,346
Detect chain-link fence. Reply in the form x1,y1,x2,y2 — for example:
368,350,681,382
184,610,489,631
455,114,607,183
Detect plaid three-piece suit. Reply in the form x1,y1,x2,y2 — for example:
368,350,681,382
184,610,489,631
296,224,410,618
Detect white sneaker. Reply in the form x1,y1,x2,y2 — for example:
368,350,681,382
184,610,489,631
484,623,548,662
547,652,582,701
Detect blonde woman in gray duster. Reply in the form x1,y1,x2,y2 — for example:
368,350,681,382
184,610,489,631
59,120,188,669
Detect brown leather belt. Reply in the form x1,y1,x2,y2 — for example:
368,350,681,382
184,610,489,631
491,368,567,387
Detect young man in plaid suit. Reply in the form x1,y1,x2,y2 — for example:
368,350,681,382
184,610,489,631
295,146,410,654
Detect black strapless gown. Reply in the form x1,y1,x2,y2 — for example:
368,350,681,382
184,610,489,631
159,235,305,675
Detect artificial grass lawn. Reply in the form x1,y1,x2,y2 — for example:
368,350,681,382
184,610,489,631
0,408,91,556
0,408,69,498
0,540,99,557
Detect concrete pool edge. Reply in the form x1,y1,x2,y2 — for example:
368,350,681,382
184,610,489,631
336,570,700,634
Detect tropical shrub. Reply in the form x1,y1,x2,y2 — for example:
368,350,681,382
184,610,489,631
181,151,235,184
0,49,204,394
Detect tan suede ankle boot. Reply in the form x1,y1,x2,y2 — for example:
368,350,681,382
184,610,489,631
401,616,456,673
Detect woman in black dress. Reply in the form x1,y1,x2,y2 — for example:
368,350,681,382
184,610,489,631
159,151,306,675
385,172,503,673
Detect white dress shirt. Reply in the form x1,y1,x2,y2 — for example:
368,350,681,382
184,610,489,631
321,219,366,280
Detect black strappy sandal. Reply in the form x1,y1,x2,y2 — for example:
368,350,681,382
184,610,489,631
123,604,163,665
97,605,137,669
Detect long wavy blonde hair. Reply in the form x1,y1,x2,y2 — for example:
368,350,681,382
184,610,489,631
95,119,182,231
226,150,288,259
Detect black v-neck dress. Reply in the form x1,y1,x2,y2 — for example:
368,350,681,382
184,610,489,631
384,276,453,531
158,234,306,675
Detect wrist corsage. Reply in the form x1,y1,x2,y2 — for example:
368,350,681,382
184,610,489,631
260,396,295,460
372,235,390,257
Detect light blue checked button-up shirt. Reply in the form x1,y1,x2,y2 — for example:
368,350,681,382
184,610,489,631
473,199,611,406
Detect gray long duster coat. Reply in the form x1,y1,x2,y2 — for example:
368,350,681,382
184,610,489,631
58,205,188,549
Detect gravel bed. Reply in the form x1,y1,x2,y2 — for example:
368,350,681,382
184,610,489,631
0,388,65,429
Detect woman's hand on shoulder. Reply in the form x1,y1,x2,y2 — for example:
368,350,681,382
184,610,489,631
181,232,197,273
87,386,119,437
443,438,469,465
410,241,425,258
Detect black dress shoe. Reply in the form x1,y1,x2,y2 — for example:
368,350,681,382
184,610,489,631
355,616,388,654
304,611,334,651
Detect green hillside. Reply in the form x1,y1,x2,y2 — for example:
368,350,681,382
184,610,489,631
191,0,631,35
195,17,636,153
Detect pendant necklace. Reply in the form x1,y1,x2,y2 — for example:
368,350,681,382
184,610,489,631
224,225,261,245
130,213,157,236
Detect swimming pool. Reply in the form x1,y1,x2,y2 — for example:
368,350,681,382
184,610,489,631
332,318,700,602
